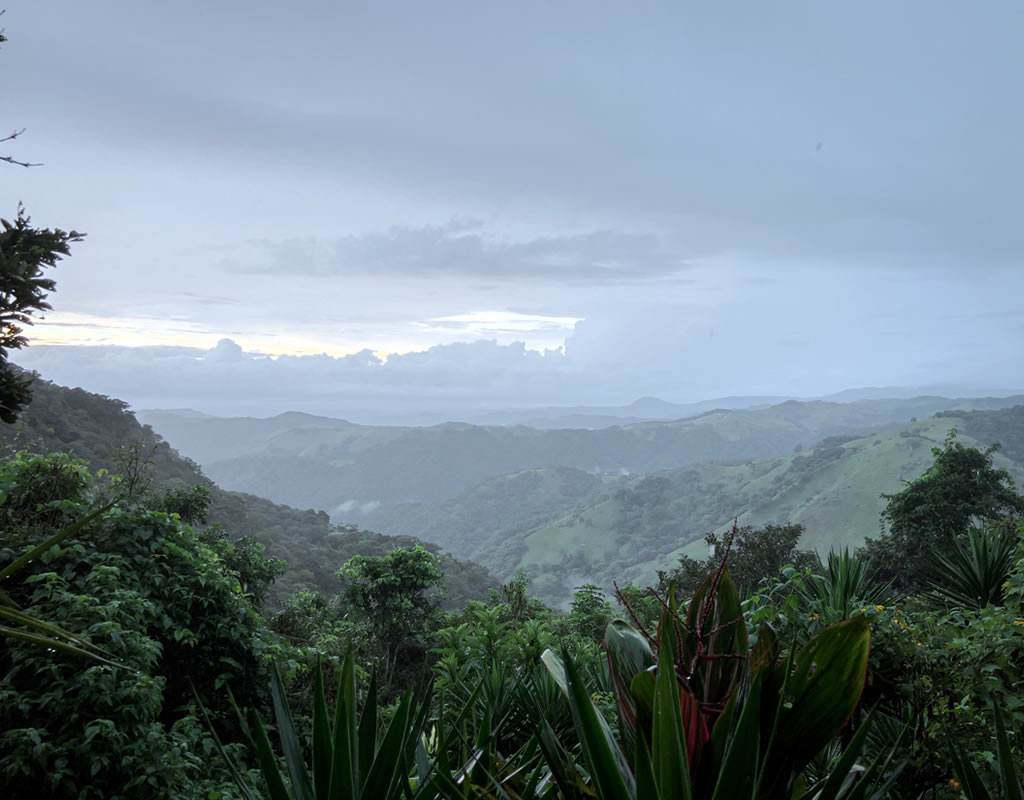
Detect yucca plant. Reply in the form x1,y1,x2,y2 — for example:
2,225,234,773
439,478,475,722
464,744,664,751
799,548,893,620
206,642,558,800
542,555,904,799
925,525,1018,609
202,643,440,800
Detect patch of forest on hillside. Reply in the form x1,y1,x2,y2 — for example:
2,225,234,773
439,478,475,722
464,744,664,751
0,374,497,607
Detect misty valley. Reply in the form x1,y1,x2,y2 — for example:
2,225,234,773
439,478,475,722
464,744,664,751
2,375,1023,798
5,2,1024,797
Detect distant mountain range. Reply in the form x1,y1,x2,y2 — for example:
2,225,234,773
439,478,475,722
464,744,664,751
139,394,1024,513
140,394,1024,605
139,385,1024,429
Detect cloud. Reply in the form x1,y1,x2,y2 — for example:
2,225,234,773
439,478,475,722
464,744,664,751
224,220,691,285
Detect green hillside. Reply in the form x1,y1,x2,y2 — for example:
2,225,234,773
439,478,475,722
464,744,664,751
368,409,1024,606
142,395,1023,516
1,375,498,608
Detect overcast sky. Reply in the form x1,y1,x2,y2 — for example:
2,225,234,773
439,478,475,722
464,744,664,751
5,1,1023,415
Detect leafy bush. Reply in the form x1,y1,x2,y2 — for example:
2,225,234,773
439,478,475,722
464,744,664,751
0,452,279,798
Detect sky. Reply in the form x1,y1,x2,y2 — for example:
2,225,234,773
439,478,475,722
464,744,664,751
4,1,1023,416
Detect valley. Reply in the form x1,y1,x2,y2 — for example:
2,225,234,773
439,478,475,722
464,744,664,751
141,394,1024,606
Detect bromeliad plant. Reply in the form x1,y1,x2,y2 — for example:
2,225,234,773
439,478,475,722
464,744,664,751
543,531,900,799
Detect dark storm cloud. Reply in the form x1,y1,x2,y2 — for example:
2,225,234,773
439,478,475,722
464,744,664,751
226,221,689,284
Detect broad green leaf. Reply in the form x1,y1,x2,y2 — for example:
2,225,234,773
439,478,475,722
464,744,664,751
710,670,760,800
772,615,870,766
651,623,692,800
634,732,659,800
606,619,654,757
540,648,568,697
630,670,655,744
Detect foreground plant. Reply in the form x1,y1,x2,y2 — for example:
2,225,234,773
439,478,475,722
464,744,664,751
204,642,430,799
543,536,903,799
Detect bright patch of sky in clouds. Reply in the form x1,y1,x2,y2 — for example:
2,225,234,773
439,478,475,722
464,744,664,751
5,1,1023,414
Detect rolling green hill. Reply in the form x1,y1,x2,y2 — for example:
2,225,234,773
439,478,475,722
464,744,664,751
1,375,498,608
369,410,1024,606
141,395,1023,518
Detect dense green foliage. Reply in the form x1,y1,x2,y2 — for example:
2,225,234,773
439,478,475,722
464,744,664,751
0,452,274,798
863,430,1024,593
4,425,1024,796
0,377,498,608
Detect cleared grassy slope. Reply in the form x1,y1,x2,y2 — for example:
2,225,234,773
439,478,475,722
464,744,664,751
442,411,1024,606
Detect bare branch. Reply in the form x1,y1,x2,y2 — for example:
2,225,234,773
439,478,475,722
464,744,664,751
1,129,42,168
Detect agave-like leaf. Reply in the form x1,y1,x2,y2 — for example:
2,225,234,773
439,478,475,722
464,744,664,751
357,668,378,794
361,687,413,799
329,646,358,798
810,709,877,800
311,661,333,798
248,703,297,800
269,662,315,800
926,527,1017,609
802,549,892,620
190,681,264,800
949,731,993,800
0,620,121,668
709,669,762,800
535,718,590,800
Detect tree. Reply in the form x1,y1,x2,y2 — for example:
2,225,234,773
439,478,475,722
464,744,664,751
338,545,445,685
659,522,819,598
569,583,612,642
0,207,83,422
862,429,1024,593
